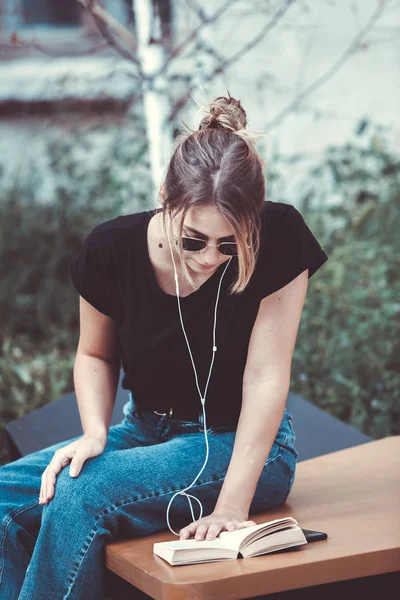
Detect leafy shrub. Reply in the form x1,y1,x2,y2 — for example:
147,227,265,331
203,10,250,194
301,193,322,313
288,122,400,439
0,122,151,465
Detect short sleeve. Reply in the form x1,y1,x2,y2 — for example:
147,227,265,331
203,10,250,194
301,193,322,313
69,226,122,321
256,203,329,299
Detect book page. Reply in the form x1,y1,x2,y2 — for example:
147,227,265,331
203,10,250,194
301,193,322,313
153,539,237,565
155,538,229,550
241,528,307,558
217,517,299,552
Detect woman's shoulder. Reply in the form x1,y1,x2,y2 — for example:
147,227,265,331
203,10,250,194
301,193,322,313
261,200,299,220
254,201,328,298
72,209,153,274
89,209,151,239
260,201,303,238
80,209,154,259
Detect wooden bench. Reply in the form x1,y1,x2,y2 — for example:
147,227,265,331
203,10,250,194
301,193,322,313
104,436,400,600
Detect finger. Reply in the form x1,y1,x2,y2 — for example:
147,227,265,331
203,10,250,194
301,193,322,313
46,456,70,499
179,526,196,540
39,470,48,504
179,522,198,540
46,453,71,500
237,520,257,529
40,451,72,503
69,456,83,477
45,469,58,501
205,524,223,540
40,467,52,504
225,521,238,532
195,525,210,541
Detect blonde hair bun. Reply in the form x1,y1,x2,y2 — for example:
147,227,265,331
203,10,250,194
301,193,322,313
198,92,247,132
195,92,267,149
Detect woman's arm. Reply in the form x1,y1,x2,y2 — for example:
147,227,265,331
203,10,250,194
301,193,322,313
214,380,289,514
73,355,120,446
214,268,309,514
73,295,121,445
39,296,122,504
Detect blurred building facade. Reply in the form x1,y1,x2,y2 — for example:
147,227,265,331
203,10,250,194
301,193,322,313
0,0,399,209
0,1,154,210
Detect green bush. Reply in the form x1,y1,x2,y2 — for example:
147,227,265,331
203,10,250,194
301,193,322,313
288,122,400,439
0,122,150,465
0,120,398,466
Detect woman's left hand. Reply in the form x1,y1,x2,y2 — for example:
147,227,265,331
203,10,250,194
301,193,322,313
179,506,257,541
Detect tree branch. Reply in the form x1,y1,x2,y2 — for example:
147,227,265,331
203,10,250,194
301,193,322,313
162,0,242,68
166,0,295,124
211,0,295,75
266,0,392,130
76,0,140,65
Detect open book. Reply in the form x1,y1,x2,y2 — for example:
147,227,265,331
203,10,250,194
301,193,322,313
153,517,308,566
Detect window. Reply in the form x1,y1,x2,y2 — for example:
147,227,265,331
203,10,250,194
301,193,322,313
23,0,81,27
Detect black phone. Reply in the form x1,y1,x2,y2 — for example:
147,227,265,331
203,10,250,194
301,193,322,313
301,528,328,542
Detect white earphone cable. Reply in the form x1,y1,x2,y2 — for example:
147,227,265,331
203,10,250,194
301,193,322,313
164,213,233,535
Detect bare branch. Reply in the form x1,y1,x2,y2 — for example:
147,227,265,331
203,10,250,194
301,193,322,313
76,0,140,65
166,0,295,124
214,0,295,74
89,15,139,64
266,0,392,130
162,0,242,68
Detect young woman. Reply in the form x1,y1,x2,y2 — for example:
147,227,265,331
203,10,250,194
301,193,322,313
0,94,328,599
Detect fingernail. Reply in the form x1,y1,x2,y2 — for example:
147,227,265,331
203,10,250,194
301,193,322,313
70,468,77,476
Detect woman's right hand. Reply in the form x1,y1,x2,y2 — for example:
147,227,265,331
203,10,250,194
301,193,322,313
38,433,107,505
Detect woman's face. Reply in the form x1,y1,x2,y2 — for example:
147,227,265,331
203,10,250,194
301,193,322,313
175,205,235,275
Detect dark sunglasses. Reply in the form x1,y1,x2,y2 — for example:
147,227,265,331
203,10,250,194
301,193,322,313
174,235,240,256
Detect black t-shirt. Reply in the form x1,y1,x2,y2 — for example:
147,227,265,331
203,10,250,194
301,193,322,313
69,201,328,429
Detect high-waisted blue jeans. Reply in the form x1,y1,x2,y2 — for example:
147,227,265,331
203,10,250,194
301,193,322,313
0,394,298,600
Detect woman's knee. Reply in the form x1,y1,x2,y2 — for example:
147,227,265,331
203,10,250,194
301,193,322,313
48,452,122,516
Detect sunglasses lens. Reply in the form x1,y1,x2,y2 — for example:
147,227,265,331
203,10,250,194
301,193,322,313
178,236,239,255
219,243,238,256
181,237,206,251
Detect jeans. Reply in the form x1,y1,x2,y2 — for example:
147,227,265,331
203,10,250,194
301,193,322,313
0,394,298,600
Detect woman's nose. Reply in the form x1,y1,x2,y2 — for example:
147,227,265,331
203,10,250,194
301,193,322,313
201,243,220,263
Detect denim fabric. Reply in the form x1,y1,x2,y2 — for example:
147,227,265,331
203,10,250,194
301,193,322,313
0,396,298,600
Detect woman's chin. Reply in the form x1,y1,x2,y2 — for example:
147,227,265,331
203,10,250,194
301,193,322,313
190,260,219,273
